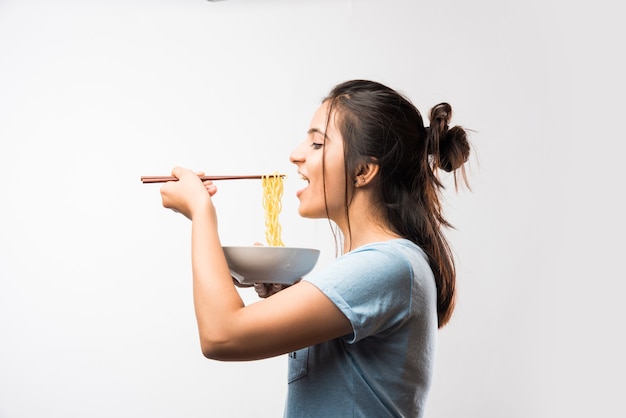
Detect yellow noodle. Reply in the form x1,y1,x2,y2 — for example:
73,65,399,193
262,173,285,247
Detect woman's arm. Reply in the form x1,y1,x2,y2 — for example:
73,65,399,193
160,167,352,361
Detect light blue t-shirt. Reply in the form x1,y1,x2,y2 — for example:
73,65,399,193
284,239,438,418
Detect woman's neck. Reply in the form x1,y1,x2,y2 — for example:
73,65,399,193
337,201,401,253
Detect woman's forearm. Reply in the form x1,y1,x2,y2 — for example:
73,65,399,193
190,206,245,357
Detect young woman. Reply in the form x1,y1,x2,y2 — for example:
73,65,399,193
159,79,470,417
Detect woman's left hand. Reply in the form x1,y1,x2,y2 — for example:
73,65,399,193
160,166,217,220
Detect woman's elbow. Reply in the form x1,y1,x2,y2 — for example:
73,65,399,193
200,333,250,361
200,337,231,360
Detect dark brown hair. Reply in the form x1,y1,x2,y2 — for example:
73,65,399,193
323,80,470,328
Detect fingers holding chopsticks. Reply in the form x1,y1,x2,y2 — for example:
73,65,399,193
189,169,219,197
160,167,216,220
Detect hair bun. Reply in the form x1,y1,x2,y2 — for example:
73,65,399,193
439,126,470,172
429,103,452,126
427,103,470,173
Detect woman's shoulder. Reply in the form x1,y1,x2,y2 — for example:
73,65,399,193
318,239,426,281
347,239,434,286
351,239,428,263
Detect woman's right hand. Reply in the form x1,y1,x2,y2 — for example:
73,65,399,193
247,241,294,298
253,282,295,298
230,277,293,296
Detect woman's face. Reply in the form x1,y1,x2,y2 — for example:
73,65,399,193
290,101,347,221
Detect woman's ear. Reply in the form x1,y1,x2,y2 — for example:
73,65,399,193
353,161,380,187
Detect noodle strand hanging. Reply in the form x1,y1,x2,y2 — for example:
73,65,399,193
262,173,285,247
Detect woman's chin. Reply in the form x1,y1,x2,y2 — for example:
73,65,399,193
298,205,323,219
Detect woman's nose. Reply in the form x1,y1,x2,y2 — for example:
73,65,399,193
289,142,305,164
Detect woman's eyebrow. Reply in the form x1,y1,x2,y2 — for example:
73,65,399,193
307,128,326,137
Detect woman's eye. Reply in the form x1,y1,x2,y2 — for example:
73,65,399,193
311,142,323,150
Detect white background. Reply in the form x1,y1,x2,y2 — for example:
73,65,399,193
1,0,624,417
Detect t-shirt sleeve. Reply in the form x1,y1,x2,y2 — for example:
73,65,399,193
303,246,414,344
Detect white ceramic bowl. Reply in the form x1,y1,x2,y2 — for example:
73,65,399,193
222,246,321,285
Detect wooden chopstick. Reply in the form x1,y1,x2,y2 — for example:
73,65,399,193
140,174,285,184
